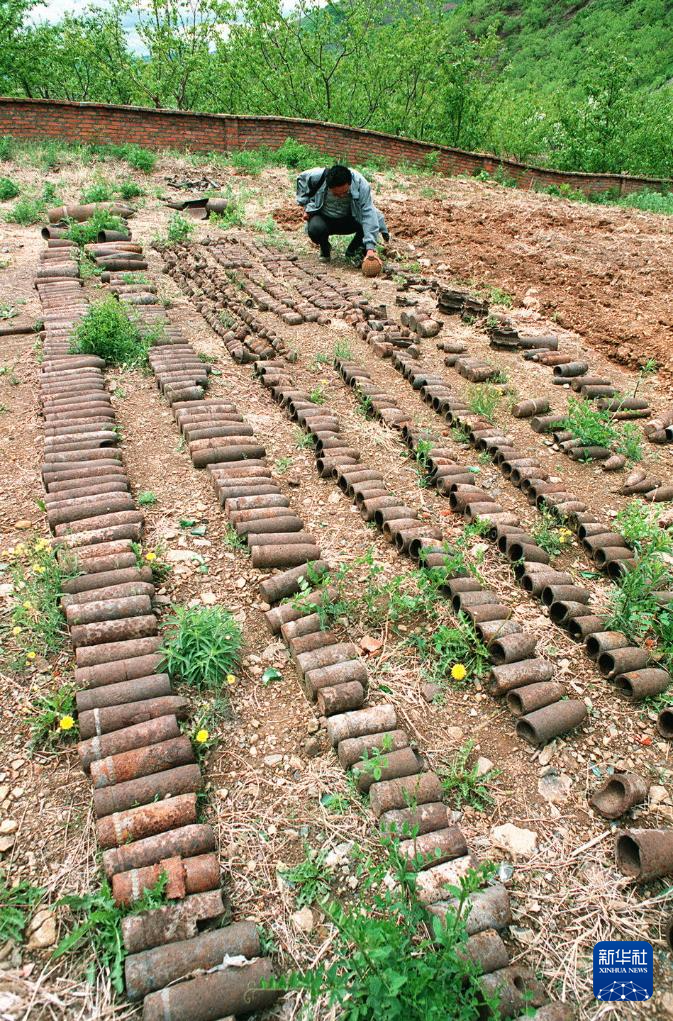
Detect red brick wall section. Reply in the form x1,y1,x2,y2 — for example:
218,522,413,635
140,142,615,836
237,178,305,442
1,97,670,198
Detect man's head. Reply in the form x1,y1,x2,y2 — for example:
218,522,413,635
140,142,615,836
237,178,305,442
326,164,352,197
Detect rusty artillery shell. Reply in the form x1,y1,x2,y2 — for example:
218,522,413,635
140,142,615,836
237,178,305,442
459,929,510,975
369,771,442,817
353,747,419,792
121,889,224,954
141,957,278,1021
281,613,322,642
584,630,630,660
566,614,608,640
79,696,188,740
76,653,164,689
590,772,649,820
113,851,219,907
379,802,448,838
62,562,151,594
97,793,198,849
251,543,321,569
235,515,303,536
541,585,590,607
264,585,338,634
479,966,546,1018
453,589,500,611
465,603,511,624
516,700,588,745
63,581,154,612
48,495,133,527
90,735,195,788
598,647,650,679
317,680,365,715
289,629,339,657
615,668,671,700
77,674,171,712
398,826,468,868
296,642,360,677
66,594,152,627
224,493,289,513
193,444,266,468
657,707,673,740
428,882,512,935
490,633,537,665
103,823,216,878
507,681,566,716
490,659,553,696
259,560,330,603
416,855,477,905
94,763,202,818
327,705,397,745
76,635,161,667
512,398,550,418
79,715,180,771
478,619,522,644
616,828,673,881
126,922,260,1001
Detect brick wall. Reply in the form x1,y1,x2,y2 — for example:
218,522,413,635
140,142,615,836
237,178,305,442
1,97,670,198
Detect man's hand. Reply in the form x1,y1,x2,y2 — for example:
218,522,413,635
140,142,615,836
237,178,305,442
302,210,310,221
365,249,381,264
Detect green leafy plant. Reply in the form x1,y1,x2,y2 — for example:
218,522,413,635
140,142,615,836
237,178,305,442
280,845,330,907
223,524,247,551
309,382,328,404
65,209,124,246
10,541,71,659
27,683,78,750
53,874,167,993
295,429,315,449
0,873,44,943
274,842,497,1019
411,614,490,684
164,212,195,244
333,340,353,361
160,605,243,691
0,177,20,201
532,507,573,557
441,740,500,811
119,181,144,200
70,296,152,367
5,196,45,225
80,178,114,203
137,491,157,506
467,383,501,422
132,542,172,583
274,456,292,474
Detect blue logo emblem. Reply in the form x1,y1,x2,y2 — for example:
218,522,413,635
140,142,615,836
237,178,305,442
593,941,653,1000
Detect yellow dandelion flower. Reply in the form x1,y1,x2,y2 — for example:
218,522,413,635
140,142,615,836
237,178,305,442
451,663,467,681
145,552,157,562
22,601,32,610
59,715,75,731
26,651,37,661
33,564,45,575
11,626,21,636
225,673,236,685
195,729,209,744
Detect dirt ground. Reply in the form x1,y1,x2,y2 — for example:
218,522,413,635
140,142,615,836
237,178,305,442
1,148,672,1020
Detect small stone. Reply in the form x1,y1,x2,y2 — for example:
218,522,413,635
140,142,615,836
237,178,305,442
325,842,353,868
236,577,247,589
359,635,383,655
14,520,32,530
447,726,463,742
328,491,341,504
538,744,555,767
26,910,57,949
0,835,15,853
421,683,440,703
0,787,8,803
303,736,323,758
475,757,494,777
264,754,283,767
649,785,669,808
166,549,204,564
0,820,18,835
538,771,573,803
291,907,315,933
200,592,217,606
491,823,538,858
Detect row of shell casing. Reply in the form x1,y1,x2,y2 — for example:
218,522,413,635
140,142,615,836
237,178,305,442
35,252,279,1020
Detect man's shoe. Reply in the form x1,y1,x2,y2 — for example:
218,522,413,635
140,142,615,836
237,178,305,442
319,242,331,262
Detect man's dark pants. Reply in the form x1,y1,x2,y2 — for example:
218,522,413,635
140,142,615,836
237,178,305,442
307,213,364,257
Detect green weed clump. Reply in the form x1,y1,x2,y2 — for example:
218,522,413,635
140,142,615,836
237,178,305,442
280,845,330,907
563,397,642,462
532,507,574,557
5,196,45,225
275,841,497,1020
0,873,44,943
80,179,115,203
10,540,71,660
161,605,243,691
54,875,167,993
65,209,125,246
0,177,20,201
27,683,78,750
467,384,501,422
70,296,151,367
441,740,500,811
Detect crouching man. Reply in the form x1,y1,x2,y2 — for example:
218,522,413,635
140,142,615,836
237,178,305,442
296,163,388,272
